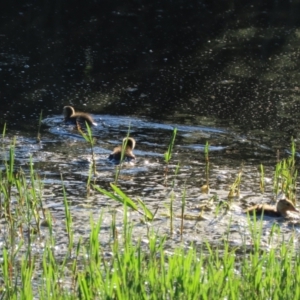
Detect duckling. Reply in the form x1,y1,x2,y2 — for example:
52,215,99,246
63,106,97,127
245,198,298,217
108,137,136,162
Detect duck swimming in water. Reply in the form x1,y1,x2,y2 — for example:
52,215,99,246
245,198,298,217
63,106,97,127
108,137,136,162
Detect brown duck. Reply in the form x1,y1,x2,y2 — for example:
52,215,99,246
245,199,298,217
108,137,136,162
63,106,97,127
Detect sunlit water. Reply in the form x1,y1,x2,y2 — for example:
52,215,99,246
1,114,300,263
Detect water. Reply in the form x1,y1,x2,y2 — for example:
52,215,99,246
2,112,299,254
1,3,300,288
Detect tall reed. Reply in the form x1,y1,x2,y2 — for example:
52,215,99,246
273,138,297,203
164,128,177,185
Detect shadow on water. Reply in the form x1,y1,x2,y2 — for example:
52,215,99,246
1,1,300,142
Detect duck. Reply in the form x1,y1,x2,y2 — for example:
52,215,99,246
63,106,97,127
244,198,298,217
108,137,136,162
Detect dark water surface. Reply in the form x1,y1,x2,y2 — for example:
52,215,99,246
2,1,300,137
1,1,300,283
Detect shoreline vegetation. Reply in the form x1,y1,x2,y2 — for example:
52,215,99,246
1,127,300,299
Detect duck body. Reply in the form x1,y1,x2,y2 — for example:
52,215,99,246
245,199,298,217
108,137,136,163
63,106,97,127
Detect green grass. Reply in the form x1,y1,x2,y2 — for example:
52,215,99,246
0,131,300,299
3,210,300,299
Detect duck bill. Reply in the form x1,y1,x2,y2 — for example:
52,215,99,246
291,207,299,213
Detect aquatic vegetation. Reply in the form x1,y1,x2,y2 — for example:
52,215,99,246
163,127,177,185
79,122,97,195
273,138,297,203
228,167,243,200
94,183,154,221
